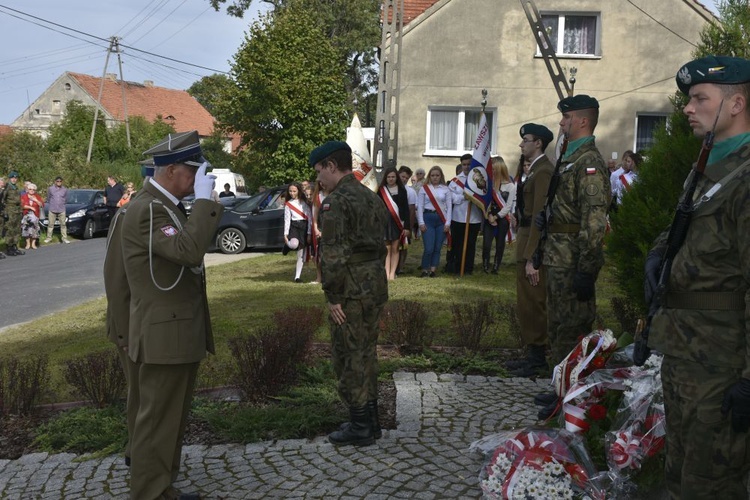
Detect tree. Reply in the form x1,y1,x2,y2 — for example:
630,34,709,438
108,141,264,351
208,0,381,122
187,74,235,117
216,5,348,186
607,0,750,310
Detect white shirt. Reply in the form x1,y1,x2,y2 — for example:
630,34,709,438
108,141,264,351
405,185,417,206
495,181,517,218
417,183,453,226
612,170,637,204
283,198,312,235
448,172,483,224
609,167,624,197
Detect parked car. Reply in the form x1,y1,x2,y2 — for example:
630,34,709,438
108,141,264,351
40,189,112,239
214,185,288,254
181,193,248,216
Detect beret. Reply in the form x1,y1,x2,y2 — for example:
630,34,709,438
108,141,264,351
519,123,553,143
309,141,351,167
8,171,18,178
143,130,205,167
558,94,599,112
676,55,750,94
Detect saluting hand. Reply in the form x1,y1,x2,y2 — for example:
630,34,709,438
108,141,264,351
193,162,217,200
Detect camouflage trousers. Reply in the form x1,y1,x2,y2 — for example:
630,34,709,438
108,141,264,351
329,298,383,407
546,266,596,365
4,207,21,245
661,356,750,499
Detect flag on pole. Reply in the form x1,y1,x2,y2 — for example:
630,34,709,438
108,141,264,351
346,113,378,192
463,113,503,215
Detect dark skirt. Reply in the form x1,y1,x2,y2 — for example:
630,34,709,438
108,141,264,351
287,219,308,245
384,216,403,241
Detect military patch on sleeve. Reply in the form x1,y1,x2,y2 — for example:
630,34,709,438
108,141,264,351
322,202,331,212
161,225,178,237
586,167,597,175
585,184,600,197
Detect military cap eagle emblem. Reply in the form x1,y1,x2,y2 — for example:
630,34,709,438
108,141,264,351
678,67,691,86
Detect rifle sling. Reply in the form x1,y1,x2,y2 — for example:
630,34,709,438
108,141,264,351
664,291,745,311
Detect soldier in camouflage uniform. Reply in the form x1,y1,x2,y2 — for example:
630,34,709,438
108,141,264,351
647,56,750,498
1,171,26,257
311,141,388,447
0,177,6,259
536,95,610,419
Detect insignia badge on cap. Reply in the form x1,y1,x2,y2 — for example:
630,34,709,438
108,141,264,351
161,225,178,237
678,67,691,86
708,66,726,75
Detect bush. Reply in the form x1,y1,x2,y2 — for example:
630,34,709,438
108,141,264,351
33,405,127,456
495,299,521,347
228,305,322,402
610,297,641,337
451,299,497,352
381,299,432,352
0,355,50,416
63,350,126,408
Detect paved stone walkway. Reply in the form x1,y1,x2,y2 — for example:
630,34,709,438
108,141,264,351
0,373,551,499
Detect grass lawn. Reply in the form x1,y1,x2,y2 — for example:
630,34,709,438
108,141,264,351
0,237,626,403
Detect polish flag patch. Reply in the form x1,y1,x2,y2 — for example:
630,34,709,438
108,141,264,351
586,167,597,175
161,225,178,237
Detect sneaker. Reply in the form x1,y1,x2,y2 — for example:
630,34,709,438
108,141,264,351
429,271,436,277
294,278,302,283
62,239,71,244
44,238,52,244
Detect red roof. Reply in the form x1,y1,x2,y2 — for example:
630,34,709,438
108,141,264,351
0,124,12,136
68,72,215,136
403,0,439,24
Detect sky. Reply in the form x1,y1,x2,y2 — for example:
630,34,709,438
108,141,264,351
0,0,268,124
0,0,722,126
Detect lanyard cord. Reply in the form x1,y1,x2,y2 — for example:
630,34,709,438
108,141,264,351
148,199,185,291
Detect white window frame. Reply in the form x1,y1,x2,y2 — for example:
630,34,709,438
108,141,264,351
634,113,669,152
537,12,602,59
424,107,497,157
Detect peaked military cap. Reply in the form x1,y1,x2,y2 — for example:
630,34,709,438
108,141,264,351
519,123,553,143
8,171,18,178
558,94,599,112
676,55,750,95
309,141,351,167
143,130,205,167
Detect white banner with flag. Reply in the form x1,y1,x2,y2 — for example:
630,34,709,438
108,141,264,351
464,113,504,215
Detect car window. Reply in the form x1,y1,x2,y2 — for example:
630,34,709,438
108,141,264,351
234,189,284,212
67,190,95,205
94,194,105,205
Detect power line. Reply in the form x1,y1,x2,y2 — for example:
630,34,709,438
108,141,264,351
626,0,698,48
0,50,105,80
115,0,156,39
148,6,212,50
0,43,91,66
0,4,229,74
130,0,190,46
122,0,171,39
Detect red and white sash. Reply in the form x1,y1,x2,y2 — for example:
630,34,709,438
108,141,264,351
285,201,309,220
423,184,451,248
379,186,406,243
619,174,632,192
450,177,465,189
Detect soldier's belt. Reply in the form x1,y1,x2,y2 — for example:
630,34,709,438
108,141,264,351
348,252,380,264
548,223,580,233
664,291,745,311
519,217,532,228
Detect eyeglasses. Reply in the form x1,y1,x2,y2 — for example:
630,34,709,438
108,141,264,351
521,138,537,143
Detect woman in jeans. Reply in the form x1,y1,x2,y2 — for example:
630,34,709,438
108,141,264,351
416,166,452,277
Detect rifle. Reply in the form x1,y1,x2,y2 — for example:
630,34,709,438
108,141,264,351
633,100,723,366
531,137,568,269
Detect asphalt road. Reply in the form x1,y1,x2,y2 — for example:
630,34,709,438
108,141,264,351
0,238,262,332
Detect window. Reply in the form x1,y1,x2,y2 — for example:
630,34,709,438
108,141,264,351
541,13,600,57
635,114,668,152
426,108,495,156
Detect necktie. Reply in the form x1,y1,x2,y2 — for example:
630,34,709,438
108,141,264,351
177,202,187,217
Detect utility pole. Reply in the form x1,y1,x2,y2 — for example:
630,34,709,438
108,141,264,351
372,0,404,182
87,36,114,163
114,37,131,148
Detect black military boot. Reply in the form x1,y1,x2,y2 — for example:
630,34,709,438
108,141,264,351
510,345,548,377
492,254,501,274
368,400,382,439
328,405,375,447
534,392,558,407
6,245,19,256
0,251,5,259
12,245,25,256
482,258,490,274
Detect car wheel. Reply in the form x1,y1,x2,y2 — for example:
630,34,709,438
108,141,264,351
218,228,246,254
83,219,95,240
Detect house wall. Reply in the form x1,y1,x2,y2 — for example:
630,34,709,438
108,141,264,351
10,74,111,139
396,0,713,175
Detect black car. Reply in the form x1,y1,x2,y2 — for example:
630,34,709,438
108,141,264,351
214,185,288,254
40,189,111,239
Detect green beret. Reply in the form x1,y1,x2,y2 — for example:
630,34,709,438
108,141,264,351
519,123,553,143
676,56,750,95
8,171,18,178
558,94,599,112
309,141,351,167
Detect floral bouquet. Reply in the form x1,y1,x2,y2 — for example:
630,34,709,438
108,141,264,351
553,329,618,402
470,427,605,499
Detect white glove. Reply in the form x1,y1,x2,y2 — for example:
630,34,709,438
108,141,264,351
193,162,216,200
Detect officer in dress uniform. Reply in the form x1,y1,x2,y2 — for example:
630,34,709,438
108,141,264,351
506,123,554,377
110,131,223,500
535,95,610,420
647,56,750,499
312,141,388,446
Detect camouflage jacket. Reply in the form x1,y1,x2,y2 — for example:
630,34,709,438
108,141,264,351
542,139,610,273
320,173,388,305
1,183,21,212
650,144,750,374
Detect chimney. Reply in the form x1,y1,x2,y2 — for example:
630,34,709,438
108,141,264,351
105,73,117,81
144,80,154,87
